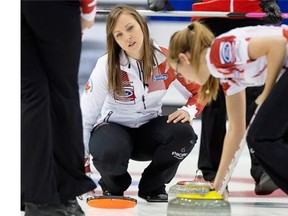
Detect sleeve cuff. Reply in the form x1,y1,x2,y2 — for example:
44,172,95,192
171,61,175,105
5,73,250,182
81,6,96,21
178,105,198,121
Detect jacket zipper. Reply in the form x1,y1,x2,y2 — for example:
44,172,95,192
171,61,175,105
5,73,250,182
142,95,146,109
103,111,113,122
137,60,147,110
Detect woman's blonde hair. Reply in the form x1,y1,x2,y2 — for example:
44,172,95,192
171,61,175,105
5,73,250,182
106,4,159,94
168,21,219,104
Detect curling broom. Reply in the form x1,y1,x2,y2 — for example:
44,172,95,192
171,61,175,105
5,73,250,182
217,105,261,195
96,9,288,19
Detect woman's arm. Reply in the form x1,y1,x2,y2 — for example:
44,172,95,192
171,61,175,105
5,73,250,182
248,36,287,105
80,0,97,33
81,57,109,158
213,90,246,190
167,81,205,124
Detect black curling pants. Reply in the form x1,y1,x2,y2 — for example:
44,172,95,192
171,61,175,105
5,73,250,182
89,116,198,194
247,70,288,194
197,18,266,182
21,0,96,206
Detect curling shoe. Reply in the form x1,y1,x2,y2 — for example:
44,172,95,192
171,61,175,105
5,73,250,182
99,179,124,196
255,171,278,195
138,191,168,202
24,203,68,216
63,199,85,216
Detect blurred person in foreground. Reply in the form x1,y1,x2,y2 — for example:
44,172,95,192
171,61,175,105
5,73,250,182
21,0,97,215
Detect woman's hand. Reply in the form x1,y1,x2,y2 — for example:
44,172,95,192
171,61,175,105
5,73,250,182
81,17,95,34
167,109,191,123
255,92,268,105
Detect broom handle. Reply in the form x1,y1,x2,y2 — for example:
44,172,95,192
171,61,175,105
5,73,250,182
96,9,288,19
217,105,261,195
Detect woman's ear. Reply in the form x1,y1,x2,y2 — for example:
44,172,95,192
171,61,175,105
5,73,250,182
178,53,190,64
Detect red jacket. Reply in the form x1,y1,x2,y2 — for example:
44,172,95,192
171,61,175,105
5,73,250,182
192,0,263,13
80,0,97,21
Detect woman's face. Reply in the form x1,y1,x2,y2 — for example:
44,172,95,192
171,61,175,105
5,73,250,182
172,52,210,85
113,13,144,60
173,60,197,83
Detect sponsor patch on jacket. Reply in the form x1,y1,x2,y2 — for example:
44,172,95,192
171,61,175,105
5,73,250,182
220,41,233,64
210,36,237,69
85,78,93,93
114,86,136,104
153,74,168,81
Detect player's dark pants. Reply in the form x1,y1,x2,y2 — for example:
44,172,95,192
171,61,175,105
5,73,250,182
247,70,288,194
89,116,197,194
21,0,96,206
197,18,266,182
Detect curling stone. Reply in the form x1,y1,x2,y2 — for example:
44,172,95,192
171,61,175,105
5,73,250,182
168,170,213,201
167,191,231,216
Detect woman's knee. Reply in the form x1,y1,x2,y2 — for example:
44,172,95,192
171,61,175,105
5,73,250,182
89,123,131,153
174,123,198,145
167,123,198,157
89,123,132,174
